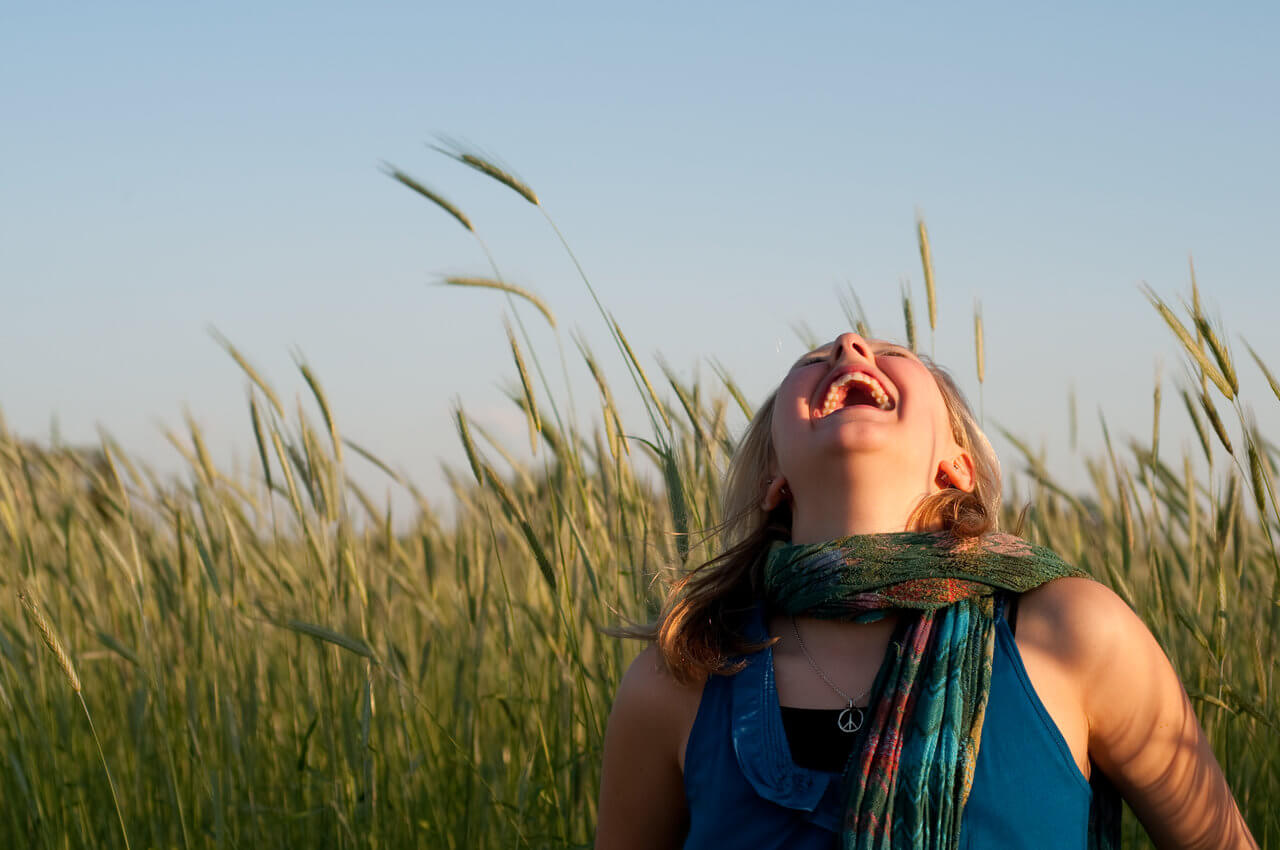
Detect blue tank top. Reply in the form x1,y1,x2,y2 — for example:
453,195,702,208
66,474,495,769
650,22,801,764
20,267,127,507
681,593,1093,849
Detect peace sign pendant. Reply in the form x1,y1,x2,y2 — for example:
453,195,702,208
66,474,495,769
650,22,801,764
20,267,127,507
837,703,863,734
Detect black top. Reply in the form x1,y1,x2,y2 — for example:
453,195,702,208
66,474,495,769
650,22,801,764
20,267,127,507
779,705,859,772
780,592,1022,773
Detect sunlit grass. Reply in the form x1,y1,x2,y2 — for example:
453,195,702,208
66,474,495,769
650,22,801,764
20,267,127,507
1,152,1276,848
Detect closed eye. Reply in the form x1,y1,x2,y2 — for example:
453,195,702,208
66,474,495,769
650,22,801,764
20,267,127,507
793,344,912,368
794,350,832,368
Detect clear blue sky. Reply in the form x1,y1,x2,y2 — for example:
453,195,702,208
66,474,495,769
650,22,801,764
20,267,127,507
4,2,1278,513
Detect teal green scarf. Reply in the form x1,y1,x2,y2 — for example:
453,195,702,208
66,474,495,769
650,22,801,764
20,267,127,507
763,530,1120,850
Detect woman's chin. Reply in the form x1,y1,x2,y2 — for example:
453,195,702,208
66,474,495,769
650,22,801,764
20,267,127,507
813,412,897,446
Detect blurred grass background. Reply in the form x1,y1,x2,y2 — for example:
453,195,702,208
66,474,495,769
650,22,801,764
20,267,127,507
1,155,1276,848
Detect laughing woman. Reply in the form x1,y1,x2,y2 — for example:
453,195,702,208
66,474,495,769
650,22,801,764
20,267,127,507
594,333,1257,849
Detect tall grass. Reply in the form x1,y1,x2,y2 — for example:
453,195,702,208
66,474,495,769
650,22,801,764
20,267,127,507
0,154,1277,848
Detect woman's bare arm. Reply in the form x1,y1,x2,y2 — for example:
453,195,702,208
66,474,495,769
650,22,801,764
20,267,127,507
1053,577,1258,849
595,645,703,850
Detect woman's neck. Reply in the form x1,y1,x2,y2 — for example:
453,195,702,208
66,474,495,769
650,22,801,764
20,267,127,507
787,465,936,543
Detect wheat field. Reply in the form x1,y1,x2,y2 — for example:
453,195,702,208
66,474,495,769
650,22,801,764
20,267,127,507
2,152,1277,848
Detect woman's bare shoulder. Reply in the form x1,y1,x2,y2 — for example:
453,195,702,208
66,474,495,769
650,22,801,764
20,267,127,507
595,645,706,850
611,645,706,748
1018,576,1257,848
1016,575,1129,661
617,644,707,695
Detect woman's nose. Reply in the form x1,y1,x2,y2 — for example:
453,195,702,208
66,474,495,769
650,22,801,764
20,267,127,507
832,332,872,361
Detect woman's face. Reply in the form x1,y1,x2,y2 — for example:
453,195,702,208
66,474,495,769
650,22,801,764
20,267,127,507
769,332,965,499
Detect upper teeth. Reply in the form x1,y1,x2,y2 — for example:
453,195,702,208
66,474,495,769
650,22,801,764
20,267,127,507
817,372,892,415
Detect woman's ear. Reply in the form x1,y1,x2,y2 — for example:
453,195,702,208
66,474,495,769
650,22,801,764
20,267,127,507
936,454,975,492
761,476,790,511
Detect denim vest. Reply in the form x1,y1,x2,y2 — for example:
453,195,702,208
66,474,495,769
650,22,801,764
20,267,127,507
681,593,1092,848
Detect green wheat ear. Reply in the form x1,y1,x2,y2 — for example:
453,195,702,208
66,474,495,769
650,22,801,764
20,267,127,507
429,139,539,206
19,590,80,692
916,212,938,352
380,161,474,232
20,590,131,850
439,277,557,329
901,280,917,353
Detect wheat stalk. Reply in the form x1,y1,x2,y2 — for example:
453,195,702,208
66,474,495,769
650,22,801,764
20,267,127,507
209,327,285,417
380,162,474,232
973,300,985,385
838,283,872,339
439,276,557,329
916,214,938,353
974,299,986,424
1198,388,1235,456
429,140,539,206
1244,341,1280,403
1181,388,1214,463
1067,382,1078,452
1191,313,1239,397
901,280,917,352
1151,363,1162,466
1142,284,1234,400
505,317,542,454
19,590,80,691
19,590,131,850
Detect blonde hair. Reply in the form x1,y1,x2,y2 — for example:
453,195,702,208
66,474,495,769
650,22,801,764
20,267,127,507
649,353,1001,683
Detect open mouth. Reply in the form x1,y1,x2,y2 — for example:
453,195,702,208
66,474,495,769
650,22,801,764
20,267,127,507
814,371,895,417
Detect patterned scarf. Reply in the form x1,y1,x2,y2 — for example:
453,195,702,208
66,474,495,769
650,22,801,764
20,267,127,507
763,530,1120,850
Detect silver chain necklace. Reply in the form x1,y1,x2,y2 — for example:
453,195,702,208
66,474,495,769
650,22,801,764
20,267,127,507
790,616,871,734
